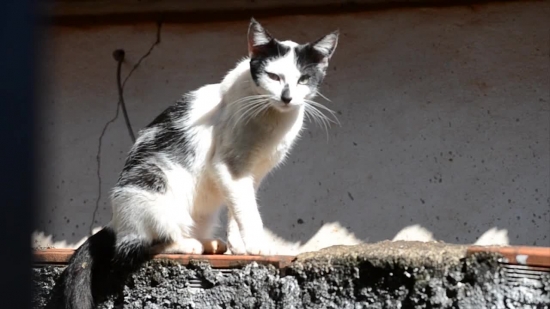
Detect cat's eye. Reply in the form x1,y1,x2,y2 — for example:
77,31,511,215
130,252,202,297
298,75,310,85
267,72,280,81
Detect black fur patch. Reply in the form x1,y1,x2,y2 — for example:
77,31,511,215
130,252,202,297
115,95,195,193
117,162,167,193
249,39,328,91
249,40,290,85
45,228,156,309
294,44,328,90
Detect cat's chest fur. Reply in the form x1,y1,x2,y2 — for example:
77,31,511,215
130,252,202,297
215,62,305,179
215,101,304,181
246,111,304,184
255,108,303,164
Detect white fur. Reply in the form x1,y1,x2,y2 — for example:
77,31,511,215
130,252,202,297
108,19,339,256
260,41,314,111
110,55,307,255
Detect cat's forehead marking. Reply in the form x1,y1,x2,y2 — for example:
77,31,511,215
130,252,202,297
265,48,301,79
279,40,299,48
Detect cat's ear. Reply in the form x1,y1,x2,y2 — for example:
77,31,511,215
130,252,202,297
248,18,274,55
311,30,339,60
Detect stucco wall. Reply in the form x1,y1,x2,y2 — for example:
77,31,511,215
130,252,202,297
33,1,550,250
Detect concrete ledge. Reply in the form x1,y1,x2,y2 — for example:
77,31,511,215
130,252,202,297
33,241,550,308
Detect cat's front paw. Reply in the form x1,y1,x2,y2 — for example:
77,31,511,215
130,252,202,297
227,234,247,255
243,237,275,256
160,238,204,255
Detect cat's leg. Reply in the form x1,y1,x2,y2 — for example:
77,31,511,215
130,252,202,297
155,238,225,255
159,237,204,254
112,189,203,255
148,216,207,254
201,239,227,254
213,162,273,256
226,209,246,255
144,213,206,255
193,211,227,254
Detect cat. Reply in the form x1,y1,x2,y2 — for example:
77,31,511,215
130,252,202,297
47,18,339,309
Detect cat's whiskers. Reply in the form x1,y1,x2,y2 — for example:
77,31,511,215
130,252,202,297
300,63,320,71
228,94,271,107
232,100,265,124
302,107,313,123
240,99,268,120
303,99,340,141
305,100,339,125
244,100,272,124
304,104,330,140
231,98,270,130
227,94,271,123
314,90,331,102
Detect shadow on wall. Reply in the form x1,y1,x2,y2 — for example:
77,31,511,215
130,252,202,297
32,223,509,253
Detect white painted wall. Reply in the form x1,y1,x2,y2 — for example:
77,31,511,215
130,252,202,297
34,1,550,251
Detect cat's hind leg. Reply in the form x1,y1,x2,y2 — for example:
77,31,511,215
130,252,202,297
155,237,204,254
154,238,226,255
201,239,227,255
193,210,228,254
114,188,207,255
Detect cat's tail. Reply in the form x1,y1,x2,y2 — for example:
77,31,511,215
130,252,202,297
45,227,153,309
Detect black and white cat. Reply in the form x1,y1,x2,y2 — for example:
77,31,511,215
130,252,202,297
50,18,339,309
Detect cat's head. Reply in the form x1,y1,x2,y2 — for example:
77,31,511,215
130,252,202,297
247,18,338,112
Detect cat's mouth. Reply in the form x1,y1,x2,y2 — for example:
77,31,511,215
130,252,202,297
271,100,301,112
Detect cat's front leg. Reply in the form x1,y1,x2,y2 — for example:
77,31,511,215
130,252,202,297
214,163,273,256
226,210,247,254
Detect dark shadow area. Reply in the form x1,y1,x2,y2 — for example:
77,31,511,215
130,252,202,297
50,0,514,26
0,1,43,308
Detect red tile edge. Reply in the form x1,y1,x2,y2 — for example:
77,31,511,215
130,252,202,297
34,245,550,269
466,245,550,268
33,249,296,269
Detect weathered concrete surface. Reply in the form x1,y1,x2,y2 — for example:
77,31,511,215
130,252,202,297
33,241,550,308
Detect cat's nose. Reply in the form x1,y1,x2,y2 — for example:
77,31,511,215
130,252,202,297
281,86,292,104
281,95,292,104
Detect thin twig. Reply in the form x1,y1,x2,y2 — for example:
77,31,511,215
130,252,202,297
89,23,162,235
114,49,136,142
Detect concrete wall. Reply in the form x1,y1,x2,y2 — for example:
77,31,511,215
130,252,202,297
33,1,550,250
